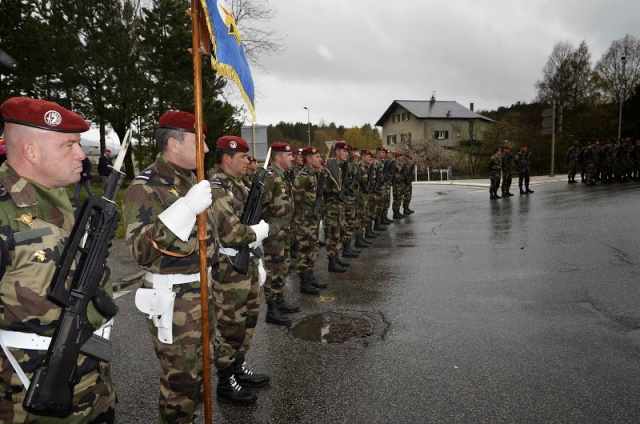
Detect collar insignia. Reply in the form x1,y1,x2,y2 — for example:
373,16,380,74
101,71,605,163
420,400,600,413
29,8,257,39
16,213,35,227
168,187,180,197
34,250,47,262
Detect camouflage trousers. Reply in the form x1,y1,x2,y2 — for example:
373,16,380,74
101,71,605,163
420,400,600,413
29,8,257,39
143,279,212,424
342,194,358,243
262,225,291,303
356,194,369,234
586,161,597,184
212,257,260,370
501,171,512,193
490,172,501,193
378,184,391,216
402,183,412,207
0,351,115,423
367,192,378,223
323,202,345,257
293,212,320,275
392,184,405,211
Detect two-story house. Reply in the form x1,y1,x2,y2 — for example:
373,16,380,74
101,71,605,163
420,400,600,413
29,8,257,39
375,96,494,151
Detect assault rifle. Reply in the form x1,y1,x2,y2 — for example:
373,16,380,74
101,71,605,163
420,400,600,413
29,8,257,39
382,160,395,184
232,148,271,275
373,162,383,194
348,163,360,193
313,167,326,218
23,129,132,417
338,161,348,201
405,164,416,184
365,163,374,193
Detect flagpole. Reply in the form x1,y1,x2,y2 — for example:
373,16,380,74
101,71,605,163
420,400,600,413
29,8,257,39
190,0,213,422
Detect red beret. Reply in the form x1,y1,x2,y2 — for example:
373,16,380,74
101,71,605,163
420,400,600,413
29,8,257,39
347,144,358,151
292,148,303,155
270,142,292,152
216,135,249,152
394,152,403,157
335,141,348,150
246,155,256,162
1,97,89,133
521,144,527,148
361,149,372,156
375,146,385,152
302,146,320,155
158,110,207,134
504,145,511,150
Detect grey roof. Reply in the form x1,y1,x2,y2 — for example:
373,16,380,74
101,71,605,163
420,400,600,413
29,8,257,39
375,100,495,126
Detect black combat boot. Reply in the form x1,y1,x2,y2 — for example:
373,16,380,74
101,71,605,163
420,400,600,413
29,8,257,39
328,256,347,273
300,273,320,295
349,238,362,254
335,254,350,267
374,218,387,231
381,213,393,224
276,292,300,313
217,366,257,405
233,357,270,388
342,244,359,258
526,187,534,193
266,300,292,326
308,270,327,288
393,210,404,219
365,227,378,239
519,186,526,194
355,236,370,248
404,204,414,214
494,191,501,199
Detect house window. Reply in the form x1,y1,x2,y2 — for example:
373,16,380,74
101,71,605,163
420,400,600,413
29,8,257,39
402,112,410,121
435,131,449,140
386,134,397,145
401,133,412,145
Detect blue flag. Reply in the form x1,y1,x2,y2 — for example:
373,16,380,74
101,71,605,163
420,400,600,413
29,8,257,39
201,0,256,120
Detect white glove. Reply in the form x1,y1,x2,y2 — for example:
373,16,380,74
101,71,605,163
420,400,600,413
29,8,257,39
249,220,269,249
258,258,266,286
159,180,212,242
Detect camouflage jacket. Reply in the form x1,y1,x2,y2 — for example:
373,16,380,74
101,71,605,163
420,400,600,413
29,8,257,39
262,164,293,235
489,154,502,173
209,168,257,251
122,154,214,275
502,152,514,172
514,151,531,172
292,165,318,216
322,159,344,205
0,163,109,335
358,162,372,193
392,161,404,184
345,161,360,196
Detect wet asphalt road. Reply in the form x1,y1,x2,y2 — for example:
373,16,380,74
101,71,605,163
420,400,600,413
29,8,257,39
110,180,640,423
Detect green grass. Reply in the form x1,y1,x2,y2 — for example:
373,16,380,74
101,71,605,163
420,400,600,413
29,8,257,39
66,180,128,239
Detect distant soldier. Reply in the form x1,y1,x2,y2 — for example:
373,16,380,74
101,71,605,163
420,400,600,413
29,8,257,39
373,147,388,232
565,141,580,184
0,97,116,422
598,139,614,184
632,139,640,180
583,139,600,185
578,140,591,183
356,149,375,247
341,145,362,259
323,141,350,273
123,110,214,422
392,153,406,219
401,155,416,214
488,147,502,199
292,146,325,294
97,148,113,191
501,145,515,195
514,144,534,194
262,142,297,326
242,155,257,187
209,135,270,405
379,148,394,225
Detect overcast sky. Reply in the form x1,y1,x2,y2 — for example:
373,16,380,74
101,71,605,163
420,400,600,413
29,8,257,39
230,0,640,129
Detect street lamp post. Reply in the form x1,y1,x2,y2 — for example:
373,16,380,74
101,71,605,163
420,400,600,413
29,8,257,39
618,51,627,141
303,106,310,146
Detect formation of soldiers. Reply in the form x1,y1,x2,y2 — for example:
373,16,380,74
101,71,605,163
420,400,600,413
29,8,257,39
567,137,640,185
488,144,534,199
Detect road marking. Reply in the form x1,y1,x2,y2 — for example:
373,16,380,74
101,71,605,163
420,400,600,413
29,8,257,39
114,290,132,300
314,296,335,302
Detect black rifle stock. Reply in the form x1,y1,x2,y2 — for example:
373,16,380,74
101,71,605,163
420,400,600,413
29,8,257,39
313,168,326,218
232,149,271,275
348,163,360,193
23,130,132,417
365,163,374,193
338,161,348,201
374,162,382,194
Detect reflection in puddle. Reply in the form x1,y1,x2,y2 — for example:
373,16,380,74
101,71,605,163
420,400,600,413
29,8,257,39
291,313,373,343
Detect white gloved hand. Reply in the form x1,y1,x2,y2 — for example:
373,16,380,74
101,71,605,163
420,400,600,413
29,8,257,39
258,258,267,286
159,180,212,242
249,219,269,249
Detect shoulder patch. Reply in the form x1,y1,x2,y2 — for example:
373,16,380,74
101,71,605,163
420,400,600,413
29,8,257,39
211,179,223,186
300,168,309,175
135,169,156,181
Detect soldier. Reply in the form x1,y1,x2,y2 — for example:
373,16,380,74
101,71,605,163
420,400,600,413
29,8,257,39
372,147,388,232
289,148,303,259
598,139,614,184
583,139,600,185
355,149,375,247
123,111,214,422
242,155,257,187
401,155,416,214
341,145,362,259
209,136,270,406
566,141,580,184
488,147,502,199
501,145,515,195
0,97,116,422
323,141,350,273
392,153,406,219
632,139,640,181
514,145,534,194
262,142,297,326
578,140,591,183
292,146,325,295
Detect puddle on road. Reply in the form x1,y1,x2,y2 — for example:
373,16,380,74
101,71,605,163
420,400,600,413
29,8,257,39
291,312,373,343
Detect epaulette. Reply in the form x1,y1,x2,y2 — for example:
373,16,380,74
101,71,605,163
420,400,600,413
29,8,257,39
300,168,309,176
135,169,156,181
210,178,223,186
267,170,273,177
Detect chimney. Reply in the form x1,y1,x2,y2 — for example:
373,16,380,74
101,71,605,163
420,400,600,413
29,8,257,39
430,91,436,104
469,102,474,111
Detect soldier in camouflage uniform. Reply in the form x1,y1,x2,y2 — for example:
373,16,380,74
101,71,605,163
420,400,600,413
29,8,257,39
565,141,580,184
0,97,116,423
514,145,534,194
242,155,257,188
292,146,324,295
209,136,270,406
372,147,388,232
392,153,406,219
123,111,215,423
488,147,502,199
323,141,350,273
261,142,297,326
355,150,374,248
341,145,362,259
583,139,600,185
379,148,394,225
289,149,303,260
501,145,515,195
598,139,614,184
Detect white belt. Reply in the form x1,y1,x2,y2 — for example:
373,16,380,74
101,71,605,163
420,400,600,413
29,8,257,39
219,246,255,258
144,269,210,287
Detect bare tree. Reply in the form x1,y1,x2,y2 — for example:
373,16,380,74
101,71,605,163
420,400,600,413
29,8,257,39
594,34,640,103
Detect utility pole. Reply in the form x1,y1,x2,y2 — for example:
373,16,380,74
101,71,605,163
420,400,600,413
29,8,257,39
618,49,627,141
303,106,311,146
